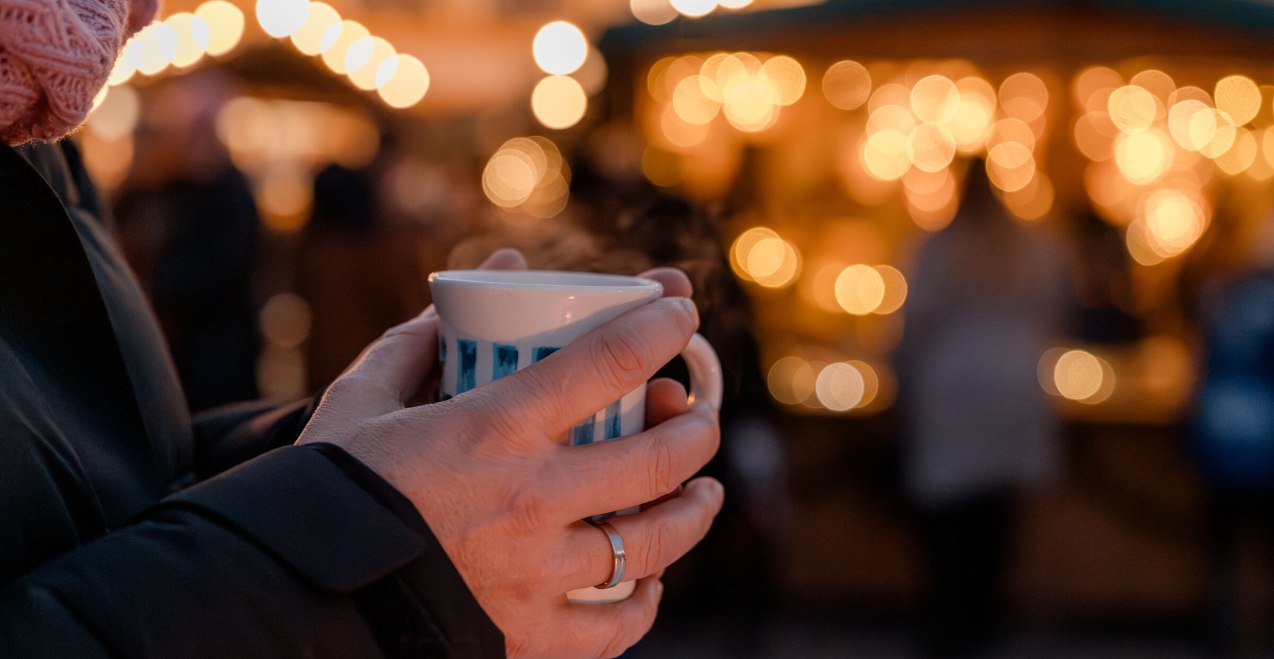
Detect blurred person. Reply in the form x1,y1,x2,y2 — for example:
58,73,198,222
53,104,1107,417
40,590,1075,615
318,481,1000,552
114,70,260,412
0,2,724,657
895,159,1068,657
297,135,433,390
1068,207,1143,346
1182,203,1274,657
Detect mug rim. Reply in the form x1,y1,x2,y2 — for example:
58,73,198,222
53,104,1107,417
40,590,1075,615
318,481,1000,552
429,269,661,291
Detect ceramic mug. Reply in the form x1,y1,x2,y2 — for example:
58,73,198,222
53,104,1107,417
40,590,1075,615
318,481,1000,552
428,269,723,603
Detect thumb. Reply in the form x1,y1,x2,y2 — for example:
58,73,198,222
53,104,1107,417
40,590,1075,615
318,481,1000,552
341,308,440,413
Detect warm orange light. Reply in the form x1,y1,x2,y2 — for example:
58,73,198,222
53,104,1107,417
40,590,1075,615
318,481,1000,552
987,141,1035,192
289,1,340,55
1216,126,1257,175
910,74,960,124
1195,109,1237,158
873,265,907,314
861,129,911,181
532,75,588,129
822,60,871,111
761,55,806,106
1107,85,1158,133
376,54,430,108
659,105,710,148
672,75,720,124
1001,171,1054,222
835,264,885,315
1073,65,1122,113
768,356,816,405
1169,99,1210,151
816,362,866,412
346,36,396,91
1130,69,1175,103
1216,75,1261,126
1115,129,1171,185
631,0,678,25
1073,111,1115,161
999,72,1048,124
906,123,955,173
320,20,369,74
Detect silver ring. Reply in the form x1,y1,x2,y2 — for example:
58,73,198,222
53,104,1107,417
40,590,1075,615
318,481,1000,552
587,519,626,589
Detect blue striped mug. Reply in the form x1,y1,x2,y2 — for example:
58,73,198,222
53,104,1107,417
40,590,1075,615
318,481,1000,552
428,269,723,603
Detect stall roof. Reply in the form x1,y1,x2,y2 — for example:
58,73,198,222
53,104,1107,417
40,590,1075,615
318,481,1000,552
599,0,1274,62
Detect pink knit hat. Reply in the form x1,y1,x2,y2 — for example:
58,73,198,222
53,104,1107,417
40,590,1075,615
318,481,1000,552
0,0,159,145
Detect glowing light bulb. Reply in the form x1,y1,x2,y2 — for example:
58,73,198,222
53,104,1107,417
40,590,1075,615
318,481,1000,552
532,21,588,76
256,0,310,38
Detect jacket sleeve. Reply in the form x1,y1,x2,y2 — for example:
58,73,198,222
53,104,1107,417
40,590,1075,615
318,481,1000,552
190,394,321,479
0,444,504,658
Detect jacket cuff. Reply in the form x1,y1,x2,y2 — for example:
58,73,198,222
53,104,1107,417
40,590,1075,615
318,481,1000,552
166,444,428,593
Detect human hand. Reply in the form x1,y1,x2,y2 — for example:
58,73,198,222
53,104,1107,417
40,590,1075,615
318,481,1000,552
297,251,723,659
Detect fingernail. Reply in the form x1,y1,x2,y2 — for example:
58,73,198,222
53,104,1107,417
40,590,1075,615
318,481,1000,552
674,297,698,328
700,478,725,505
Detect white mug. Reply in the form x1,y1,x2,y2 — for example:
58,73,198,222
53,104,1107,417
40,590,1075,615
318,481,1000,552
428,269,723,603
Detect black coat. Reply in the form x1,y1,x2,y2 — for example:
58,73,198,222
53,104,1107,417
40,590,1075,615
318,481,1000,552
0,143,503,658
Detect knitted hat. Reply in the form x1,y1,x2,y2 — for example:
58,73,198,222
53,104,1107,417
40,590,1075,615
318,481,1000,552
0,0,159,145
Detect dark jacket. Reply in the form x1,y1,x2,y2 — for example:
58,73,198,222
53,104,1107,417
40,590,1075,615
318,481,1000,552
0,143,503,657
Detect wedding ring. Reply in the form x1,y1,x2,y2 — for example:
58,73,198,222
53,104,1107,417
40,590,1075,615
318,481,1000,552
587,519,626,589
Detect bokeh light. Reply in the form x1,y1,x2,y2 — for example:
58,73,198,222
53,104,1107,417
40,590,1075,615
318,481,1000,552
86,85,140,141
873,265,908,314
165,13,212,69
132,22,179,76
768,356,816,405
761,55,806,106
259,293,313,349
911,74,960,124
999,72,1048,124
1115,129,1172,185
835,264,885,315
815,362,866,411
533,21,588,76
671,0,717,18
346,36,396,91
289,1,340,55
196,0,245,57
906,123,956,172
482,137,571,218
731,227,801,288
376,54,430,108
532,75,588,129
861,129,911,181
1049,349,1110,400
823,60,872,111
256,0,310,38
320,20,370,74
1215,74,1260,126
673,75,720,124
987,141,1035,192
1107,85,1158,133
631,0,679,25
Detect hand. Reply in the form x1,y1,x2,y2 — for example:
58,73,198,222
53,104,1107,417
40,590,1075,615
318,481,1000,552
297,251,724,659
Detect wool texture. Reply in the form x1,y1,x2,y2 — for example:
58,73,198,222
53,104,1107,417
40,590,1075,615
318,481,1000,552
0,0,157,145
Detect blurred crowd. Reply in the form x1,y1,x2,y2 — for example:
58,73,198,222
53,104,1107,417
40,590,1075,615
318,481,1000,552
103,72,1274,659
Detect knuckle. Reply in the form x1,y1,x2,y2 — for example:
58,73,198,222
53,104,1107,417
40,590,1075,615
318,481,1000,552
641,520,672,575
506,487,553,538
499,369,567,436
595,329,655,388
645,439,679,500
465,389,542,449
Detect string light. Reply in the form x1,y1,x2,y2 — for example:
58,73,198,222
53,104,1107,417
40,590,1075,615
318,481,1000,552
256,0,309,38
533,21,589,76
